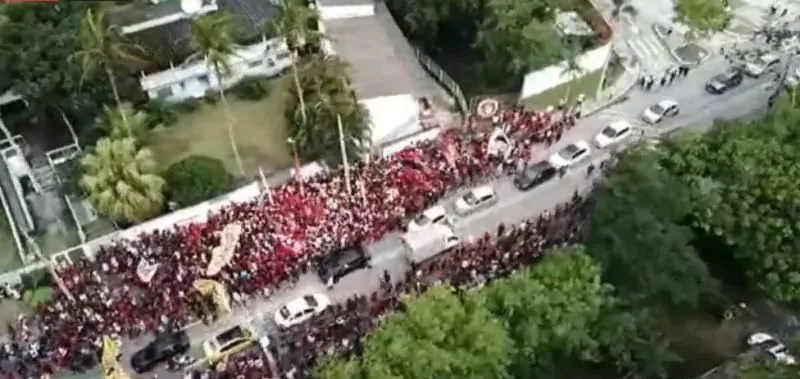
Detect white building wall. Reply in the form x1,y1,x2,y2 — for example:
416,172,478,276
139,38,294,103
318,5,375,20
519,43,612,100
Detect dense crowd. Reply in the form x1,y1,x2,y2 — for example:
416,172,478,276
271,193,591,379
0,102,573,378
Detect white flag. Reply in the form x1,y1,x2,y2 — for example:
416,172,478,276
136,259,160,283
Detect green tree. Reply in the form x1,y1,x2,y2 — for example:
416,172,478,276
674,0,732,36
190,12,245,176
384,0,485,53
285,55,370,162
478,245,615,377
0,3,116,129
475,2,566,79
80,137,166,224
738,355,800,379
662,102,800,302
72,8,148,126
98,103,149,140
316,357,363,379
354,285,512,379
164,155,234,207
587,148,716,309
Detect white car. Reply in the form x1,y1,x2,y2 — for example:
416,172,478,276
744,53,780,77
641,100,679,124
748,333,797,365
548,140,591,168
407,205,451,231
454,186,498,215
274,293,331,328
594,120,633,148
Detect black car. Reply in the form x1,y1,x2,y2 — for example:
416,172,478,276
130,331,190,374
705,68,743,94
317,246,370,284
514,161,557,191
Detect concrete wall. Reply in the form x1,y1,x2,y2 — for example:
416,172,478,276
519,43,612,100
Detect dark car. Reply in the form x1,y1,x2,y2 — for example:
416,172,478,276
130,331,190,374
705,68,743,94
317,246,370,284
514,161,557,191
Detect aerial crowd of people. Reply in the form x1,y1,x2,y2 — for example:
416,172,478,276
0,101,583,379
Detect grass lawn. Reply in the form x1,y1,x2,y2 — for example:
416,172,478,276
0,216,23,273
147,76,294,178
520,69,604,110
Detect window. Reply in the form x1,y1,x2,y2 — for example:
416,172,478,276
248,60,262,68
277,52,292,60
156,86,173,98
198,75,210,86
266,59,275,67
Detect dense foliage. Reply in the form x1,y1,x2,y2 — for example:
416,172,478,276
674,0,732,35
164,156,234,207
284,55,370,163
317,247,680,379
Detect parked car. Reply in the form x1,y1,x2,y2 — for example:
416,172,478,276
705,68,743,94
316,246,370,284
131,331,190,373
202,325,255,363
594,120,634,148
454,186,498,215
407,205,451,231
747,333,797,365
641,99,679,124
274,294,331,328
743,53,780,77
513,161,557,191
548,140,591,168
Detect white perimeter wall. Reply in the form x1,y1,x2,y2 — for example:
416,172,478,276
519,43,612,100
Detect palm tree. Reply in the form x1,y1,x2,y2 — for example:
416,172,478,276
189,13,245,176
80,137,166,224
72,8,147,126
560,43,584,102
267,0,325,125
98,103,149,140
610,0,637,21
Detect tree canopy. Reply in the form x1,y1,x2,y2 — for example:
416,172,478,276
674,0,732,35
661,98,800,303
586,147,716,309
164,155,234,207
284,55,370,163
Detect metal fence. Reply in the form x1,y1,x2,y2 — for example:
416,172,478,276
412,47,470,115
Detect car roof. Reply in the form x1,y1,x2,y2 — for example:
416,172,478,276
608,120,632,131
423,205,446,218
760,53,779,62
285,295,321,313
569,140,590,150
216,325,249,345
324,246,365,263
471,186,495,198
657,99,677,107
527,160,554,172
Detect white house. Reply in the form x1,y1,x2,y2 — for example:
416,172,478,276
110,0,295,103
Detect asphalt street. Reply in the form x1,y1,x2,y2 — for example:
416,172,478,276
108,49,782,378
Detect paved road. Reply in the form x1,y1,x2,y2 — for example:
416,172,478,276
110,51,781,379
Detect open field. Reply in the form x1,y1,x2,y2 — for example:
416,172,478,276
147,76,294,178
521,69,604,110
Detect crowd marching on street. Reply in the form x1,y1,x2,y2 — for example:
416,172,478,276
0,99,590,379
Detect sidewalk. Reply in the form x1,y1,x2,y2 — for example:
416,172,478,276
585,58,640,116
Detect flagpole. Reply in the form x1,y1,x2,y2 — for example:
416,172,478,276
337,114,352,194
258,167,272,202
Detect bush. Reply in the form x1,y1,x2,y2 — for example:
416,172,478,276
203,90,220,104
20,268,53,291
140,100,179,128
176,98,202,113
23,286,54,308
164,155,234,207
231,77,271,100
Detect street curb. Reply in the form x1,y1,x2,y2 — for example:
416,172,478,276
584,61,641,117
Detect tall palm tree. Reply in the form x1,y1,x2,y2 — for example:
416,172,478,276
268,0,325,125
98,103,149,140
190,13,245,176
80,137,166,224
560,43,584,102
71,8,147,126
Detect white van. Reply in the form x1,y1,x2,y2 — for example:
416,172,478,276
401,224,460,264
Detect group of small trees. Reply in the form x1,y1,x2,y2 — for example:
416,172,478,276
317,247,679,379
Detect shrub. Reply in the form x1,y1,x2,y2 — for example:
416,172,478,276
203,90,220,104
164,155,234,207
23,286,54,307
231,77,271,100
140,100,180,128
176,98,202,113
20,268,53,291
